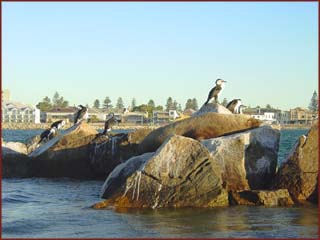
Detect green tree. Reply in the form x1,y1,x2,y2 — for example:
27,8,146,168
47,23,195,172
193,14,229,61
131,98,136,110
103,96,112,109
185,99,193,110
309,90,318,112
222,98,228,107
173,100,178,110
177,104,182,112
265,104,272,109
166,97,174,111
148,99,155,108
93,99,100,109
155,105,163,111
36,96,52,112
116,97,124,110
52,91,68,108
52,92,60,107
192,98,198,110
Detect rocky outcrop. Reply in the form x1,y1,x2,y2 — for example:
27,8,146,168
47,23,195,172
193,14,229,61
2,141,28,155
96,135,228,209
193,102,232,117
2,141,32,178
202,125,280,190
272,121,318,203
229,189,294,206
3,123,153,179
139,112,262,154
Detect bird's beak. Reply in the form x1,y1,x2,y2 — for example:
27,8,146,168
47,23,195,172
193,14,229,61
223,80,227,83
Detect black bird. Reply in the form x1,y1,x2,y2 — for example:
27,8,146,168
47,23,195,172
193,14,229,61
204,79,227,105
226,99,242,114
38,127,57,145
102,113,116,135
74,105,88,124
50,120,66,130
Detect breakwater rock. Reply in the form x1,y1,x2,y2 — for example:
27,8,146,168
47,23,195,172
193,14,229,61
138,112,261,154
95,124,284,209
95,135,228,209
272,121,318,203
2,122,152,179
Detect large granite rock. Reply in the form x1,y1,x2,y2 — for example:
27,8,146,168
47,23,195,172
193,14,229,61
229,189,294,206
2,141,28,155
95,135,228,209
3,123,153,179
139,112,262,154
28,122,99,178
88,128,153,178
2,141,32,178
202,125,280,190
272,121,318,203
193,102,232,117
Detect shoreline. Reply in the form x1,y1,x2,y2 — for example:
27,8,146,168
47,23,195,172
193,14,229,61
1,122,311,131
1,122,161,131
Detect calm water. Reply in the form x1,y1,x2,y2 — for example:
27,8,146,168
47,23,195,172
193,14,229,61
2,128,318,238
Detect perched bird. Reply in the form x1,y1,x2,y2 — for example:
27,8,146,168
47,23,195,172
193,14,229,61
226,99,242,114
238,105,247,114
50,120,66,130
74,105,88,124
102,113,117,135
38,127,57,145
204,79,227,105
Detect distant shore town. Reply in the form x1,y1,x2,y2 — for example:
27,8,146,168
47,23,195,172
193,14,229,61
1,89,318,130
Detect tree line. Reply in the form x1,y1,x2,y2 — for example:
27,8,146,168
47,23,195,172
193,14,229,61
36,92,200,113
36,90,319,113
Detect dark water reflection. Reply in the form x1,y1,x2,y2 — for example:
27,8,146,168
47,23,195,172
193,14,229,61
112,206,318,238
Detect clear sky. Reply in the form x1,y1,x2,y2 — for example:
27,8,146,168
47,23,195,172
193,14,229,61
2,2,318,110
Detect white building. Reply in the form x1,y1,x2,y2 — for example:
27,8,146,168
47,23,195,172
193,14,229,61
2,101,40,124
251,112,276,124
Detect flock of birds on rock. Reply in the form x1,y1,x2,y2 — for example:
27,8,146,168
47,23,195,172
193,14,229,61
204,78,247,114
38,78,244,145
38,105,116,145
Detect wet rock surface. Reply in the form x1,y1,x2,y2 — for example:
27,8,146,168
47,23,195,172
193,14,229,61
97,135,228,209
229,189,294,206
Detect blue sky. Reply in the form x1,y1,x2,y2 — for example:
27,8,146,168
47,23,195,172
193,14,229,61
2,2,318,110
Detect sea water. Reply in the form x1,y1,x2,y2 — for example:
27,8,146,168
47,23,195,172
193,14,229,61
1,128,318,238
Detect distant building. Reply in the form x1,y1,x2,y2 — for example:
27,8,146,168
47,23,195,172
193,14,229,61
275,110,290,124
41,107,78,123
87,108,108,122
2,101,40,123
152,110,179,124
153,111,170,124
288,107,314,124
122,111,148,124
2,89,10,102
250,112,276,124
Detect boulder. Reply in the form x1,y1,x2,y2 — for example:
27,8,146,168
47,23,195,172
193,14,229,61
272,121,318,202
3,123,153,179
88,128,153,178
193,102,232,117
2,141,28,155
201,125,280,190
229,189,294,206
139,112,262,154
95,135,228,209
2,142,32,178
28,122,102,178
